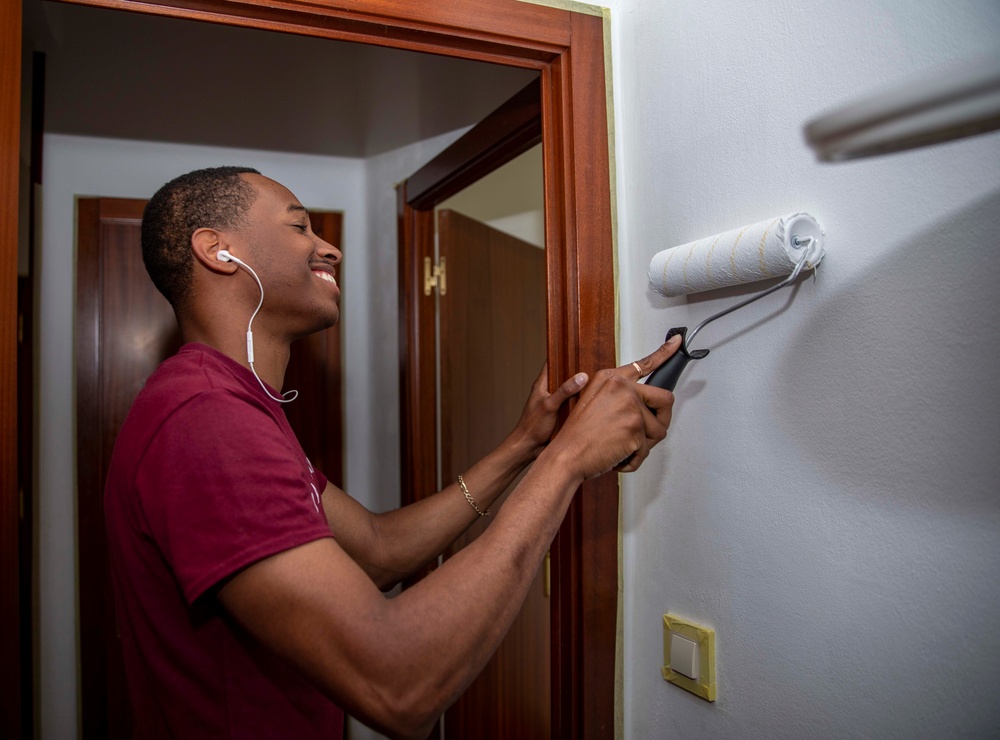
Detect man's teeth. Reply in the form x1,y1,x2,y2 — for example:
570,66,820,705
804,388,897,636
314,271,337,285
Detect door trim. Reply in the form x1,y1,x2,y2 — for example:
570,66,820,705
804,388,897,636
1,0,23,733
6,1,619,736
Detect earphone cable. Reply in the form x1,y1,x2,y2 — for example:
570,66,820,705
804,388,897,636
229,256,299,403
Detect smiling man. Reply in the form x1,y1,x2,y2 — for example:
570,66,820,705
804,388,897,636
104,166,681,739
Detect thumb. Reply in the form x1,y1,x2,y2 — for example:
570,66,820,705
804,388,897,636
550,372,588,406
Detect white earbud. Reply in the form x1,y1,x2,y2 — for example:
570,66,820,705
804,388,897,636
214,248,298,403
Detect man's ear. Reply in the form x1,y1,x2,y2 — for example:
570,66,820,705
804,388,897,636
191,227,235,273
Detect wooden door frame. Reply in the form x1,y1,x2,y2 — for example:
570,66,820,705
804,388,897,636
2,1,619,736
1,0,22,734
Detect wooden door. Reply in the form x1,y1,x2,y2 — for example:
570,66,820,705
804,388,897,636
75,197,344,738
437,209,549,738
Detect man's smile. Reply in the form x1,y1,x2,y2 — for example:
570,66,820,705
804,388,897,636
313,270,338,287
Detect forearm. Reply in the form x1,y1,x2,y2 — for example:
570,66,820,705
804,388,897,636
348,448,583,736
394,467,576,716
225,448,582,739
351,428,542,589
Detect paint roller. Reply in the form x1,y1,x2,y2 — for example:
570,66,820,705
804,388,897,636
644,213,825,390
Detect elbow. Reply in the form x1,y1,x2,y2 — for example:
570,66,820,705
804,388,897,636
357,678,449,740
385,717,438,740
376,573,402,593
363,705,440,740
359,570,401,593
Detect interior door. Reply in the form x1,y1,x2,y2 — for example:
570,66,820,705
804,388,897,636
437,209,549,738
74,197,344,738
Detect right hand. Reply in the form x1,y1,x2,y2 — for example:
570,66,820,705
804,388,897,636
550,336,681,479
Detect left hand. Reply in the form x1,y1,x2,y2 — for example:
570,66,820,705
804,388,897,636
510,362,588,457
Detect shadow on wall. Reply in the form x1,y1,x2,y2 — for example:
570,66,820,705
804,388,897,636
772,189,1000,514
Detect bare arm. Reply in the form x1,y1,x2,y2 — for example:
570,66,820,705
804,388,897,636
217,339,680,740
323,365,590,590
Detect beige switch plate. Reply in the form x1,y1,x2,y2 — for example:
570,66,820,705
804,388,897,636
662,614,716,701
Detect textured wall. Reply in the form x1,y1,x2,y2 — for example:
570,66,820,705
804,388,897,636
600,0,1000,737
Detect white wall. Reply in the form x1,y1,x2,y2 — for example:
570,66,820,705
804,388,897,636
37,136,367,738
439,144,545,248
589,0,1000,737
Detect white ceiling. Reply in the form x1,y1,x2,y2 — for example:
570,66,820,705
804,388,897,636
25,0,538,157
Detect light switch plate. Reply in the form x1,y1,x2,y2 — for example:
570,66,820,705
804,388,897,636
662,614,716,701
669,633,699,680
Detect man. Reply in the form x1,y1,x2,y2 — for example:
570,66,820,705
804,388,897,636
105,166,680,739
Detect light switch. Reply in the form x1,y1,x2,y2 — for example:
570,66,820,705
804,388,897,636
669,633,699,681
662,613,716,701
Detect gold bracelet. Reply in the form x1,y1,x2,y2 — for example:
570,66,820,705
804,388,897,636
457,474,490,517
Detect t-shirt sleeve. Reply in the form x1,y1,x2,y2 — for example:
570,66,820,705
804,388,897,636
135,389,333,604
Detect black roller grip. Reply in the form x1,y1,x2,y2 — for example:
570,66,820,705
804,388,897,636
644,327,709,391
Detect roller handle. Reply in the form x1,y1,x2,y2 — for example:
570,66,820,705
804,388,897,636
644,327,709,391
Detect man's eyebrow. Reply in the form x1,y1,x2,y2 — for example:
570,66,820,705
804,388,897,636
287,203,308,215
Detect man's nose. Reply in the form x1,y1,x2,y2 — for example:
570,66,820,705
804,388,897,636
315,235,342,264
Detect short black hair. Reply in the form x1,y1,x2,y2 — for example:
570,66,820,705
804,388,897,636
141,166,261,310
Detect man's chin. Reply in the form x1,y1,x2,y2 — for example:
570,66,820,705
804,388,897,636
291,312,339,342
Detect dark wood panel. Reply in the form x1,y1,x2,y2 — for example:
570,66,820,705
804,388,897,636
0,0,21,732
567,15,618,739
76,197,161,739
540,12,619,739
438,209,549,740
397,189,437,515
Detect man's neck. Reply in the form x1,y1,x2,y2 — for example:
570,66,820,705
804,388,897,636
179,319,291,392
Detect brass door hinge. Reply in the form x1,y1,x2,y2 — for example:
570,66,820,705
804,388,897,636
423,256,447,296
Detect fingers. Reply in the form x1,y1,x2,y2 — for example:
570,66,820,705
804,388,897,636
624,334,683,380
553,370,660,479
549,337,685,478
635,383,675,429
615,437,650,474
549,371,589,407
530,361,549,392
529,361,587,409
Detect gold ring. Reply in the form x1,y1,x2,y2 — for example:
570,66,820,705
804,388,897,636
631,361,642,376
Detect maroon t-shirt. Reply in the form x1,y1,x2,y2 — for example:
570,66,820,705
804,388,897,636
105,343,344,738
